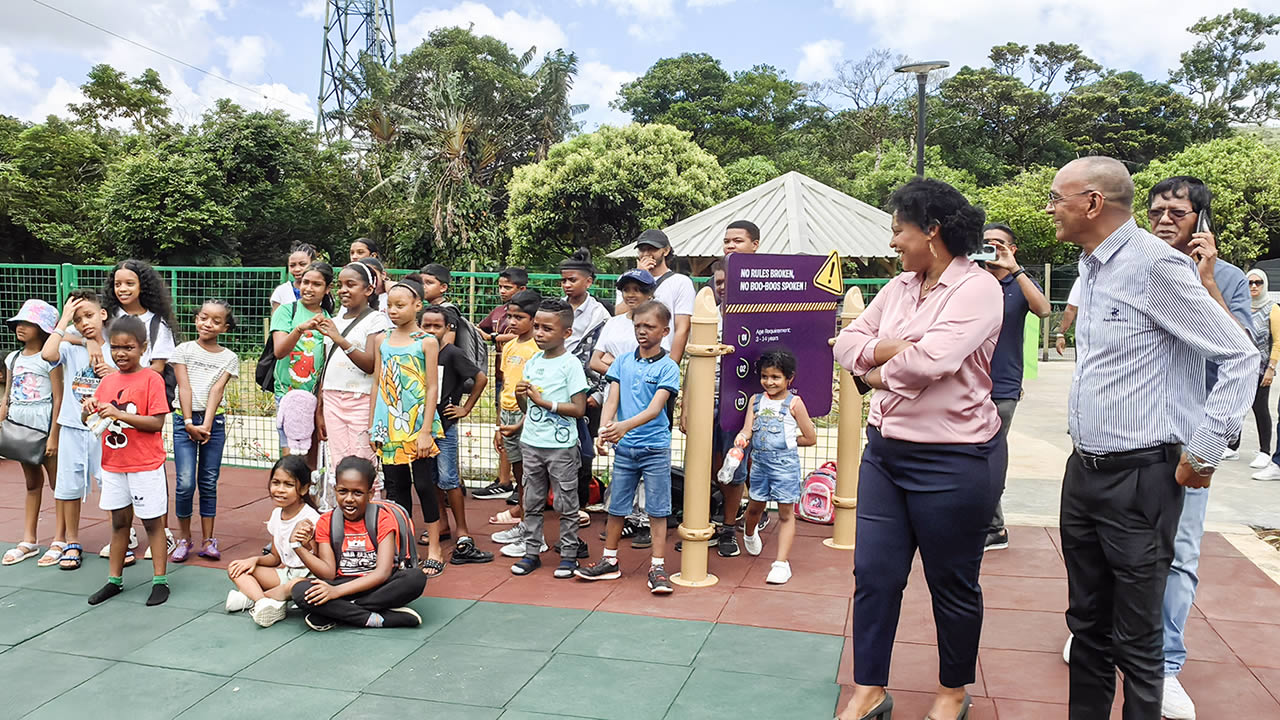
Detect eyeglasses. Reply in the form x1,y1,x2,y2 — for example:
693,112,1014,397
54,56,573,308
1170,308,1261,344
1147,208,1194,223
1046,190,1102,207
1250,280,1265,286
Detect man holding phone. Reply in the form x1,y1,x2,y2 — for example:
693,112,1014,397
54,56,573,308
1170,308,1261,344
1145,175,1252,720
976,224,1051,551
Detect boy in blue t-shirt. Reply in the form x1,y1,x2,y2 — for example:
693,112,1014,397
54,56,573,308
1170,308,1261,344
511,299,590,579
576,301,680,594
40,290,115,570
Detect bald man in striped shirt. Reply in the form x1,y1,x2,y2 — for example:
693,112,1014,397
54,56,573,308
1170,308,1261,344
1048,157,1256,720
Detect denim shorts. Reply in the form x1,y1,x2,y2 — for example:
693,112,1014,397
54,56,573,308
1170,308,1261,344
748,449,802,504
499,408,524,465
435,423,460,490
608,445,672,518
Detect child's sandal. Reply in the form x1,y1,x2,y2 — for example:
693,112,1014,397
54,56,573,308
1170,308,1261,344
420,558,446,577
2,542,40,566
38,542,67,567
489,510,518,525
59,544,83,571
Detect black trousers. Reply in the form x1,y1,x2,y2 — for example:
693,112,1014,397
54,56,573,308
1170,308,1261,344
1060,447,1183,720
852,426,1003,688
1228,376,1269,452
383,458,440,524
291,569,426,626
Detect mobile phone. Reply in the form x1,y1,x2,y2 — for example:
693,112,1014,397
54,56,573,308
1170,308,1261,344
1196,207,1212,235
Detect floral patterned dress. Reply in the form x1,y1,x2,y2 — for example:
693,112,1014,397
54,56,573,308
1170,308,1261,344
370,332,443,465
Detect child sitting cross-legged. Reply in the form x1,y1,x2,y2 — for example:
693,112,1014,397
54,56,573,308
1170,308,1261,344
576,301,680,594
224,456,320,627
290,456,427,630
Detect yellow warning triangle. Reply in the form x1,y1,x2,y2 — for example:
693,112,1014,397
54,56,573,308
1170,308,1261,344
814,251,842,296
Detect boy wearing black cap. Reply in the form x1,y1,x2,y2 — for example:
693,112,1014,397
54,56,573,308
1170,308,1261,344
618,230,695,364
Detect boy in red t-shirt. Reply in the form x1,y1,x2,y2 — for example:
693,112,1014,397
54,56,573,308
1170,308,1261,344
82,316,172,607
291,456,427,630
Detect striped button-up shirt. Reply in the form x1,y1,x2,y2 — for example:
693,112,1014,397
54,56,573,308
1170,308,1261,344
1068,219,1257,465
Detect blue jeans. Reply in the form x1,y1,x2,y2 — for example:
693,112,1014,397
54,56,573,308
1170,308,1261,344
435,423,460,490
172,412,226,518
608,445,672,518
1162,486,1208,677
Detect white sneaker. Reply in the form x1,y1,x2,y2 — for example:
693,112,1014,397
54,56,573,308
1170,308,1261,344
742,531,763,556
1062,634,1072,665
491,526,523,544
225,590,255,613
501,540,547,558
1162,675,1196,720
250,598,288,628
1250,451,1272,469
142,528,176,560
765,560,792,584
1252,463,1280,481
1222,448,1240,461
100,528,139,558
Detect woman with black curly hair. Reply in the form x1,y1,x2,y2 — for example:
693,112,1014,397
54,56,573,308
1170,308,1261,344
102,259,179,374
833,179,1004,720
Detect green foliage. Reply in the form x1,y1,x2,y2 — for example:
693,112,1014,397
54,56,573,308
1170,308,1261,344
1172,9,1280,124
614,54,818,163
506,124,726,265
70,64,171,134
724,155,780,196
975,166,1073,265
1133,135,1280,265
834,141,977,210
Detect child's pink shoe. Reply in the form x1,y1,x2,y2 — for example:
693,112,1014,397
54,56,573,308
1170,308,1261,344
198,538,221,561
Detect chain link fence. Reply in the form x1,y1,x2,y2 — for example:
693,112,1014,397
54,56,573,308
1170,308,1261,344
0,263,923,484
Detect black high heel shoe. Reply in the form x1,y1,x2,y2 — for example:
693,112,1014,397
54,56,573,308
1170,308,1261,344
839,691,893,720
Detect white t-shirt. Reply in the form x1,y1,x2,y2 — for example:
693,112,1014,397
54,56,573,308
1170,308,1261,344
271,282,298,307
321,309,394,394
169,341,239,412
567,295,611,355
1066,277,1081,307
115,309,174,365
267,504,321,569
598,313,672,360
614,271,695,338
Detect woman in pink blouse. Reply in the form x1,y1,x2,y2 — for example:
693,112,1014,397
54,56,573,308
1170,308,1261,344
833,179,1004,720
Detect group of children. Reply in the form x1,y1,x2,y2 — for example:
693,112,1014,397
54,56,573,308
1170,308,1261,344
1,231,818,629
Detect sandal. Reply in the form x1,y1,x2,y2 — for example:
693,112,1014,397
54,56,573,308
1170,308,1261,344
2,542,40,566
123,549,136,567
416,531,454,546
59,543,83,571
578,510,591,528
420,558,446,577
38,541,68,567
489,510,519,525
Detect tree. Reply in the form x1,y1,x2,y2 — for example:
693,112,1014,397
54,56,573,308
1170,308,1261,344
1133,136,1280,265
834,140,978,210
1056,72,1223,170
1171,9,1280,124
505,124,727,265
724,155,780,196
70,64,172,134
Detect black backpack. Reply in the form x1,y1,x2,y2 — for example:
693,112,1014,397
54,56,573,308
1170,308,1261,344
147,315,178,408
328,501,418,570
255,303,296,393
441,302,488,392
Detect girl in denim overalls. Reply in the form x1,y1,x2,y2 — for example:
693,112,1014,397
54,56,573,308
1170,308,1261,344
733,349,817,585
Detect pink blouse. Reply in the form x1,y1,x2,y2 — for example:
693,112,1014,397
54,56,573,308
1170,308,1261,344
834,256,1003,444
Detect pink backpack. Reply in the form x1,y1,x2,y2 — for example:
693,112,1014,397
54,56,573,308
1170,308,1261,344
798,461,838,524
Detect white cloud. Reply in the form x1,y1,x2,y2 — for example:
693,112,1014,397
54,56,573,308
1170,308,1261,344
217,35,269,81
0,48,40,97
687,0,735,6
593,0,677,18
296,0,327,21
25,77,88,123
401,2,568,55
796,39,844,82
573,60,638,128
830,0,1251,80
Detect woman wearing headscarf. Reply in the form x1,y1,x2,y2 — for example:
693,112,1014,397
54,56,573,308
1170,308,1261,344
1245,269,1280,472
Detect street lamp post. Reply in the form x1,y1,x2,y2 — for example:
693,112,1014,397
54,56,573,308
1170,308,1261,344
894,60,950,177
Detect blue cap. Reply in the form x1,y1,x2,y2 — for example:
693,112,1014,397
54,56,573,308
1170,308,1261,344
617,269,656,288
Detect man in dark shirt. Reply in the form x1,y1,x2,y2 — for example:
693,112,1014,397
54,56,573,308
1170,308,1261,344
979,223,1051,551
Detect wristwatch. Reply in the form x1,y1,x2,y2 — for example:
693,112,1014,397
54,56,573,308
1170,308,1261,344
1185,453,1214,476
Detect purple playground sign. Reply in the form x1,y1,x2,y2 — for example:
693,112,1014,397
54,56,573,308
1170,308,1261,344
719,252,841,431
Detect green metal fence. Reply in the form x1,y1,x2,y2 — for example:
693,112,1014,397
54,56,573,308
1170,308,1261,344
0,263,907,480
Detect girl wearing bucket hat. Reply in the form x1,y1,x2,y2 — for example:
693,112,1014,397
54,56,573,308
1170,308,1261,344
0,298,65,567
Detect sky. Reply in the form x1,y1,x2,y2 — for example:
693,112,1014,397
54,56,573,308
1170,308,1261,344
1,0,1277,132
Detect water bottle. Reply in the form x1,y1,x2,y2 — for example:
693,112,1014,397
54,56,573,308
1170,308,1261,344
718,447,744,484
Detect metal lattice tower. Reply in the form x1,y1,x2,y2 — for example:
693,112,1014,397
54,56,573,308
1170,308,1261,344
316,0,396,141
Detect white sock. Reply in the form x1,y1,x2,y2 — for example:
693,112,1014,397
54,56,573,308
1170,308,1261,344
651,557,664,568
602,547,618,562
